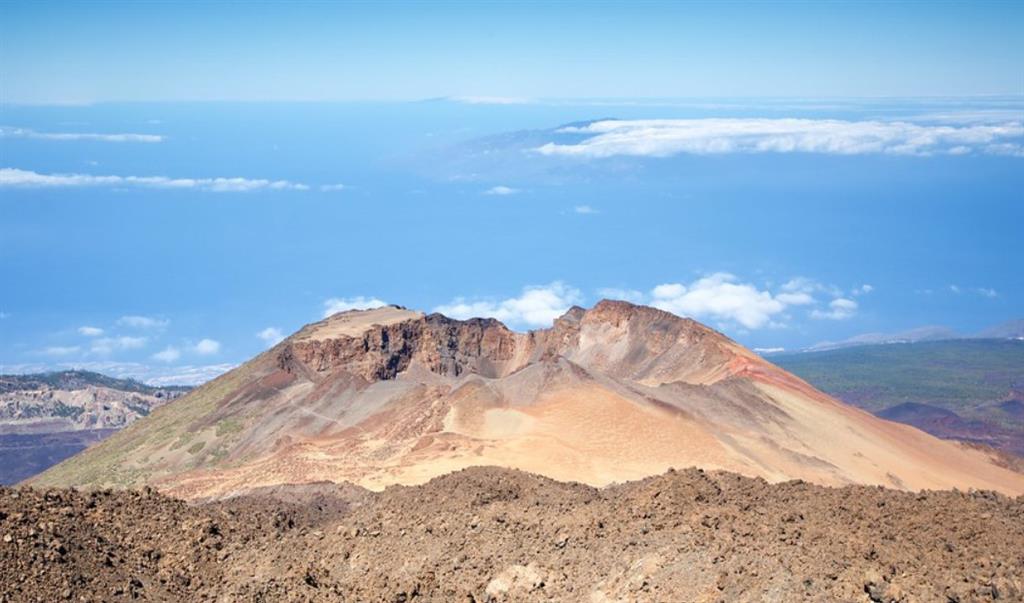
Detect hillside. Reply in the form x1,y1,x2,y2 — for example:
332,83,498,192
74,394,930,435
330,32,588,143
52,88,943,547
774,340,1024,456
0,371,189,484
31,302,1024,497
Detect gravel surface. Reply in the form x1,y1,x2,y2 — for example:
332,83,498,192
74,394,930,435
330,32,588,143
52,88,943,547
2,466,1023,602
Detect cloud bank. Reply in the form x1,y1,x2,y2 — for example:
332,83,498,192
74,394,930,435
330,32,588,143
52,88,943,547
117,315,169,329
536,118,1024,158
448,96,532,105
435,282,582,328
810,298,859,320
434,275,862,332
650,273,788,329
598,274,861,329
90,336,147,355
0,168,311,192
0,127,163,143
152,346,181,363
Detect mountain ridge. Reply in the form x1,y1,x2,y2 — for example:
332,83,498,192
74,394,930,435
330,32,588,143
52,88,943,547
30,301,1024,497
802,318,1024,353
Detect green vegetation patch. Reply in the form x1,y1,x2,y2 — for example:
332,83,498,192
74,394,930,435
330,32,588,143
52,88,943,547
215,418,244,437
775,339,1024,413
52,402,85,420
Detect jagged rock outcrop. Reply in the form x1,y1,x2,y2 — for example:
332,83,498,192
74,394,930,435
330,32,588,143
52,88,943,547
29,302,1024,498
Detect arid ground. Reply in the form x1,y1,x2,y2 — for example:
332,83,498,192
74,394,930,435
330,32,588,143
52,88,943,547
3,466,1023,602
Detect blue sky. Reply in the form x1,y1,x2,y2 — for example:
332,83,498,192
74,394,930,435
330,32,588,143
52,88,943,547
1,2,1023,384
3,1,1022,103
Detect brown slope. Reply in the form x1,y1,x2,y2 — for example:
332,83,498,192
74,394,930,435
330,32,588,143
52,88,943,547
29,301,1024,497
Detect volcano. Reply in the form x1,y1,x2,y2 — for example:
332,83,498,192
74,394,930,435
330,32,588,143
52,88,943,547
31,301,1024,498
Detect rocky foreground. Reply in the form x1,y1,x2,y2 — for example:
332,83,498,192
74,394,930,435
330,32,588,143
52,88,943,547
2,467,1023,602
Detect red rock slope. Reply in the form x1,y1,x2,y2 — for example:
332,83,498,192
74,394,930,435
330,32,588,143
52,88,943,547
31,301,1024,498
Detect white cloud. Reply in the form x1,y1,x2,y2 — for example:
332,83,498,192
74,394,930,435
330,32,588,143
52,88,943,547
754,347,786,354
950,285,962,294
597,287,646,304
142,364,234,386
650,273,788,329
651,283,687,299
90,336,147,355
193,338,221,355
484,185,519,196
42,346,81,357
435,282,582,328
536,118,1024,158
152,346,181,363
781,277,843,298
0,168,310,192
852,284,874,296
449,96,532,105
781,277,816,293
977,287,998,298
775,292,815,306
77,326,104,337
0,127,163,143
322,296,388,318
257,327,285,346
574,205,598,214
811,298,859,320
320,183,346,192
600,273,869,329
116,315,169,329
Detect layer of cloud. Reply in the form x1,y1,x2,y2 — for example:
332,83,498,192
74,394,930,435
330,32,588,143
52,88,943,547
257,327,285,346
77,326,104,337
448,96,532,105
41,346,81,357
536,118,1024,158
0,127,163,143
949,284,998,298
0,168,311,192
811,298,859,320
434,282,582,328
152,346,181,363
90,336,147,355
2,361,234,387
322,296,388,318
117,315,169,329
320,183,347,192
193,338,221,355
775,291,815,306
484,185,519,196
600,274,860,329
142,364,234,387
574,205,598,214
650,273,788,329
